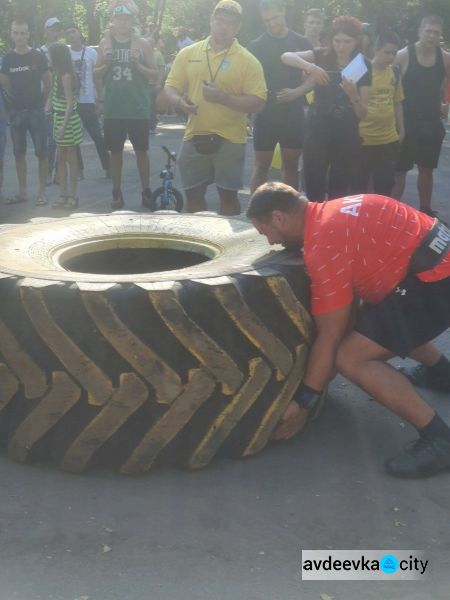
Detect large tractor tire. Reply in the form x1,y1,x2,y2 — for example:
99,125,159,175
0,211,320,475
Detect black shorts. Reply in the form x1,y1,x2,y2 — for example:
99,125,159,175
104,118,150,153
253,104,304,152
354,274,450,357
396,118,445,171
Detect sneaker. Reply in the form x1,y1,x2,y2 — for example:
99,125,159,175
142,188,152,209
400,364,450,393
385,436,450,478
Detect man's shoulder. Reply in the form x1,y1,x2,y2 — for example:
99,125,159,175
287,30,312,50
247,33,266,52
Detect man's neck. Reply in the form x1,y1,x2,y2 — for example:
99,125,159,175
416,40,437,56
268,26,289,40
306,35,319,48
209,36,234,53
14,45,31,55
113,31,132,44
71,42,84,52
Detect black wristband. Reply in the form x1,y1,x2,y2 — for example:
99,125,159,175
294,383,321,410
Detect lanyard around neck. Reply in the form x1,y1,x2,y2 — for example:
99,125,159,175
205,42,231,83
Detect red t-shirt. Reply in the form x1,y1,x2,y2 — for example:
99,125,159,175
303,194,450,315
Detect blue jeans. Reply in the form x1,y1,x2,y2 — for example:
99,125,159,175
10,109,48,158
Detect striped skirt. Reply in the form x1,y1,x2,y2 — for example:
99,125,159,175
53,110,83,147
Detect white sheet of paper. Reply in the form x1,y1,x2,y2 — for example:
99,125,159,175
341,53,368,83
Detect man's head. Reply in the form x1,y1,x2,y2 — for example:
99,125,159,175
64,23,83,47
210,0,242,46
258,0,287,39
44,17,63,44
11,20,30,50
304,8,325,45
373,31,400,68
418,15,443,48
246,182,307,250
112,4,136,36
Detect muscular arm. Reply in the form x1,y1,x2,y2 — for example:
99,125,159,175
302,304,354,391
394,47,409,77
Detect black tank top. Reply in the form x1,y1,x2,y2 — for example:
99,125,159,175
403,44,445,120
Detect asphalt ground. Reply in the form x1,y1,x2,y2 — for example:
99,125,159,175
0,117,449,600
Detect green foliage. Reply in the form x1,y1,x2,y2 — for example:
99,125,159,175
0,0,448,52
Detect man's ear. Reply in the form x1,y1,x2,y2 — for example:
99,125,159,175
271,210,286,228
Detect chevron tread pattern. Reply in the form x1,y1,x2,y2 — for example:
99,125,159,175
0,269,317,474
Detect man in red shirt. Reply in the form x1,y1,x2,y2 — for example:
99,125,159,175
247,182,450,478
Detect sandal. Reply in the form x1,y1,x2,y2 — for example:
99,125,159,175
64,196,79,209
36,195,48,206
52,196,68,209
5,194,27,205
111,189,124,210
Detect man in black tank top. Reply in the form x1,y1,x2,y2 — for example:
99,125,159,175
393,15,450,216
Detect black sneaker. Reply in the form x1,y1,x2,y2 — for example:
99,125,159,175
385,436,450,478
400,364,450,393
142,188,153,209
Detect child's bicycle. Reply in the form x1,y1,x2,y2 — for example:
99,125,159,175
150,145,184,212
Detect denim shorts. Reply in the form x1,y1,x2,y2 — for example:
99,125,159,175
9,109,48,158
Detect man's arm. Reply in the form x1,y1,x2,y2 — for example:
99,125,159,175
0,73,11,95
394,47,408,77
42,69,52,104
93,40,109,78
270,303,353,441
202,84,265,112
131,38,158,80
275,74,316,104
164,84,198,115
395,100,405,142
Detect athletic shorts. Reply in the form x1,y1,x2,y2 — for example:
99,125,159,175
178,138,245,191
9,109,47,158
253,104,305,152
104,118,150,153
396,118,446,171
354,274,450,357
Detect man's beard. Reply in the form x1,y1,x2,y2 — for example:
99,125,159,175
281,239,303,252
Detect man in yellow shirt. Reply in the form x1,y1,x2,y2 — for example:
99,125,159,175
355,31,405,196
164,0,267,215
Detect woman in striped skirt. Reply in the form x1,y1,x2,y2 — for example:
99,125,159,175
49,43,83,209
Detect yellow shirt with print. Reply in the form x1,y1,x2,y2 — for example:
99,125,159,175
166,37,267,144
359,65,404,146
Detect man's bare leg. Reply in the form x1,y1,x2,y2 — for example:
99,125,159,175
185,182,208,213
250,151,273,194
110,152,123,192
217,187,240,216
409,342,443,366
15,155,27,199
135,150,150,191
391,170,407,200
335,331,434,428
38,155,48,198
280,147,302,191
417,166,433,212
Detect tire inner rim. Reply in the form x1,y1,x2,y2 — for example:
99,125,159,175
57,235,218,275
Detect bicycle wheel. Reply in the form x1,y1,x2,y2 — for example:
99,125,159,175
151,186,184,212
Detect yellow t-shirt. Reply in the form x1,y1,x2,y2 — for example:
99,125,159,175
359,65,404,146
165,37,267,143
